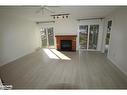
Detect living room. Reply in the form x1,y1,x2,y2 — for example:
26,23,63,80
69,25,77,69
0,6,127,90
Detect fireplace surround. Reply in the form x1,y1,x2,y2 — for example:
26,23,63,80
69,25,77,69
55,35,77,51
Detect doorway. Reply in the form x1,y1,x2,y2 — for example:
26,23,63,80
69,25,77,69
79,24,99,51
40,27,55,48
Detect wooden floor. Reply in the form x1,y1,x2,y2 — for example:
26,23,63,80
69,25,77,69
0,49,127,89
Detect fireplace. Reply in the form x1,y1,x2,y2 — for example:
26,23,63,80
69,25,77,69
61,40,72,51
55,35,77,51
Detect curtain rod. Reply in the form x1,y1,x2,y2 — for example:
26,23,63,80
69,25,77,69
36,21,55,24
77,17,105,21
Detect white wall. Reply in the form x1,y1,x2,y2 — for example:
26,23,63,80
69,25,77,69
54,18,77,35
105,7,127,76
0,13,41,66
38,18,77,35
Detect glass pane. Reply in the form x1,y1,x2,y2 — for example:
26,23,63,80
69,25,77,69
79,25,88,49
105,20,112,55
40,28,47,47
106,20,112,45
88,25,99,49
48,27,54,46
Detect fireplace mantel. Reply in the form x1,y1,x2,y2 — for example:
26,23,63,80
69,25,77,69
55,35,77,37
55,35,77,51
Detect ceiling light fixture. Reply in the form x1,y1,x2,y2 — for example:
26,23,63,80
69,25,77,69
51,14,70,19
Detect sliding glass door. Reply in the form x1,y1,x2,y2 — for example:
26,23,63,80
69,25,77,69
104,20,112,55
40,28,47,47
79,24,99,50
88,25,99,49
47,27,54,47
40,27,55,48
79,25,88,49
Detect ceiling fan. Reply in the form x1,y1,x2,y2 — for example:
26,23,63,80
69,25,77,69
35,6,58,15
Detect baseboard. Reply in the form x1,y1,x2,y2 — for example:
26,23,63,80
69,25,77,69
0,49,36,67
107,55,127,79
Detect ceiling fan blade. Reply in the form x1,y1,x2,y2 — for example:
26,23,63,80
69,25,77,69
35,6,45,13
35,7,42,13
46,6,60,7
44,7,55,13
41,8,44,15
35,6,56,15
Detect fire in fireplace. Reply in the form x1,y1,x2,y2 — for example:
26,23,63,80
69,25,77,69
61,40,72,51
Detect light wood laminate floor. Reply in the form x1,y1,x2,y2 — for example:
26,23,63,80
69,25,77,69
0,49,127,89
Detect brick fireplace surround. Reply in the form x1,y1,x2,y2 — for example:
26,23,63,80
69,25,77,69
55,35,77,51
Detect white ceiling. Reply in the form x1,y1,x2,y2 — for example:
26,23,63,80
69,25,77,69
0,6,118,21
